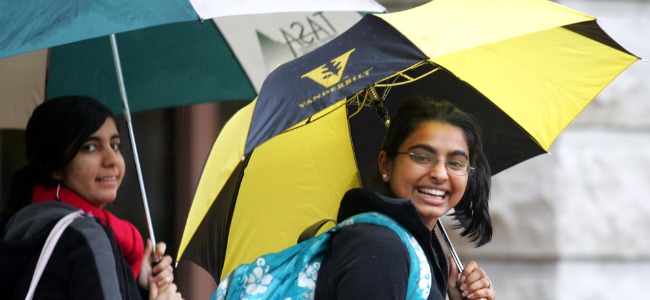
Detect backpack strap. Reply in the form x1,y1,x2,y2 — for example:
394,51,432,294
25,210,84,300
297,219,336,243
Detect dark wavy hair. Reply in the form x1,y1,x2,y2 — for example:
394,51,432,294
5,96,115,216
379,97,492,246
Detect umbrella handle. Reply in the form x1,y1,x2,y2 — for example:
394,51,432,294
437,218,463,274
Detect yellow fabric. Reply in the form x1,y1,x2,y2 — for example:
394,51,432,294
177,99,256,261
222,101,360,279
378,0,638,150
377,0,594,59
434,28,638,150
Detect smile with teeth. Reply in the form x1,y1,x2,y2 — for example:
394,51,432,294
96,176,117,182
418,187,445,198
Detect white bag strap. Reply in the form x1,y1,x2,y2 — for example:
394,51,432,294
25,210,84,300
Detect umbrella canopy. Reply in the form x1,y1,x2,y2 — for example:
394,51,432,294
45,21,256,116
0,0,385,59
0,1,381,245
0,11,367,129
179,0,639,282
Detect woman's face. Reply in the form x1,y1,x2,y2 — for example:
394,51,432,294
379,121,469,230
60,118,125,208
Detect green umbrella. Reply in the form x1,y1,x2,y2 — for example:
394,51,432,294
46,20,256,115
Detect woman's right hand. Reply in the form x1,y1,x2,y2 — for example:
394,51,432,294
140,240,175,290
447,255,495,300
149,282,183,300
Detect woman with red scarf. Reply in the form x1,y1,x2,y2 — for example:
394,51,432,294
1,96,182,299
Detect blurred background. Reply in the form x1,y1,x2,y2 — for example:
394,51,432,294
1,0,648,299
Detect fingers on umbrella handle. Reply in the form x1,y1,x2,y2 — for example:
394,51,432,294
151,258,161,276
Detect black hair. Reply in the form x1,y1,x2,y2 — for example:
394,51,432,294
380,97,492,246
5,96,115,216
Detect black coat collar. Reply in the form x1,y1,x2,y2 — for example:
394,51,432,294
337,188,450,294
338,188,432,238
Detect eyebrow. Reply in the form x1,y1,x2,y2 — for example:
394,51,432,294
84,134,120,142
407,144,469,158
84,136,101,143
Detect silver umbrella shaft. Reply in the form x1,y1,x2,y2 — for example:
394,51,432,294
109,34,157,247
437,218,463,273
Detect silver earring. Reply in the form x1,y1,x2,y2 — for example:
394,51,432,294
55,181,61,201
382,173,388,180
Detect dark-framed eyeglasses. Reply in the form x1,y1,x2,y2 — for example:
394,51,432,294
396,152,474,176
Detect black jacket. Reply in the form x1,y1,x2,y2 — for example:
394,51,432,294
0,201,142,299
315,188,449,299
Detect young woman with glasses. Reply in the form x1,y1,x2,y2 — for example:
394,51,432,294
315,97,495,300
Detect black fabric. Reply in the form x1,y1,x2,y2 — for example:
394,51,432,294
315,188,448,300
564,20,636,56
0,218,55,297
0,201,142,299
183,157,249,282
247,14,427,154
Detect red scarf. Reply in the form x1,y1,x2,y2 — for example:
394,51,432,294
32,185,144,278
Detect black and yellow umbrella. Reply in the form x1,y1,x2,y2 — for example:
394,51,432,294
177,0,638,281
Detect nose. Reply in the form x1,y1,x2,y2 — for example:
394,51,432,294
102,146,118,167
429,161,449,181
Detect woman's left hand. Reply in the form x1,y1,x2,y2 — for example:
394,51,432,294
447,256,495,300
139,239,175,290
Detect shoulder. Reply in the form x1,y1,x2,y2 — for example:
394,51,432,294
46,211,139,299
316,224,412,299
333,223,410,264
3,201,78,240
338,223,404,244
1,202,128,299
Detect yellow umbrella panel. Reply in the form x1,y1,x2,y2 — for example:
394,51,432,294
180,100,360,279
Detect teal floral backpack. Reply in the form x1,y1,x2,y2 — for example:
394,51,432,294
212,212,432,300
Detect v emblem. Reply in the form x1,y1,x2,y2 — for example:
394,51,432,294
301,49,355,88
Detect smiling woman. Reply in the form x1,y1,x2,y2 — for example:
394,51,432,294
0,96,182,299
57,118,125,208
314,98,495,300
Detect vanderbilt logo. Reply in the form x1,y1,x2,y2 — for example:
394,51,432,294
301,49,355,88
299,48,372,108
